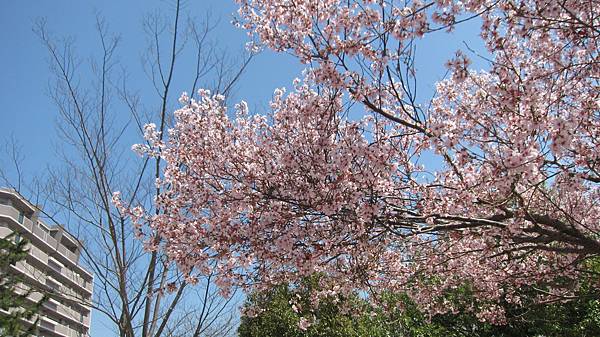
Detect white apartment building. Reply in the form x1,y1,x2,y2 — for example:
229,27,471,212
0,188,93,337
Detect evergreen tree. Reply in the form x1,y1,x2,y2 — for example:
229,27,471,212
239,272,600,337
0,233,47,337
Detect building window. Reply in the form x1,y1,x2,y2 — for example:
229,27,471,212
45,300,58,311
48,259,62,273
46,279,60,293
18,211,24,224
39,319,55,331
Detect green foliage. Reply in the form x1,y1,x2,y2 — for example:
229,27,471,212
239,271,600,337
0,233,47,337
238,276,389,337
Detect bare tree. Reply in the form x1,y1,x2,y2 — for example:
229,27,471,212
31,1,252,336
0,135,26,193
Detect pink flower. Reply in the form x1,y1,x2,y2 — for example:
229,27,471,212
298,317,312,331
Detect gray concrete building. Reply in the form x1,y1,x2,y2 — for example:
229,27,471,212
0,188,93,337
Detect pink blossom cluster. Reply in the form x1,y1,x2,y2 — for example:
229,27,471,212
117,0,600,324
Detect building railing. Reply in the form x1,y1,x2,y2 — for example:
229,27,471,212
46,274,92,315
39,317,79,337
39,312,85,337
57,244,78,263
30,245,49,264
45,297,89,329
47,258,93,294
0,205,31,230
39,318,56,331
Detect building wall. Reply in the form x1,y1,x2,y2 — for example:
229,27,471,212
0,189,93,337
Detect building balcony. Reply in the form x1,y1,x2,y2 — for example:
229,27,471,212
43,298,90,330
46,257,94,295
39,316,85,337
0,204,93,282
11,259,91,319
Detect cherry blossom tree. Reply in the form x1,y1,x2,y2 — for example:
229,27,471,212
118,0,600,323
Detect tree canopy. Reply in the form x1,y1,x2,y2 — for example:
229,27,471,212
118,0,600,324
239,271,600,337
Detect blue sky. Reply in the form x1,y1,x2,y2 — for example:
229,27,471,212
0,0,303,183
0,1,486,336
